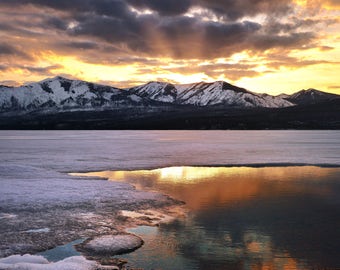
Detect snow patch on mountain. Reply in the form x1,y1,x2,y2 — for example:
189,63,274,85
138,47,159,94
128,82,177,103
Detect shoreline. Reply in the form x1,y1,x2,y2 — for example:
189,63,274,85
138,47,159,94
0,163,184,257
68,163,340,174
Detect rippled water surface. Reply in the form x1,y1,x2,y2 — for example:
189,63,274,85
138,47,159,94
77,166,340,270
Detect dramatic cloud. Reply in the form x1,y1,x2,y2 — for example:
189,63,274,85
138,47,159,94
0,44,20,55
158,62,261,80
0,0,331,59
0,0,339,94
197,0,294,20
0,43,33,60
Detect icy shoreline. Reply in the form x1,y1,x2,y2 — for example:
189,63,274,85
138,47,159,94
0,163,182,268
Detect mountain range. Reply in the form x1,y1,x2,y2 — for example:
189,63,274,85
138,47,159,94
0,76,339,129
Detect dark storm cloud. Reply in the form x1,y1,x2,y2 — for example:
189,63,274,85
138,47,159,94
196,0,294,20
128,0,294,19
0,15,63,38
0,44,19,55
252,32,315,50
204,20,261,46
58,41,100,50
0,0,133,18
69,13,264,58
0,0,329,60
264,17,338,35
0,43,32,60
45,17,69,30
0,0,294,18
68,14,154,55
70,15,140,43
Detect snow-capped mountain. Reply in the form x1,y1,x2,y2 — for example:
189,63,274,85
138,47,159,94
1,76,339,114
129,81,293,107
0,76,145,113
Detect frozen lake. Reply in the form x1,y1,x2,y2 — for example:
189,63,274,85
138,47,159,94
0,130,339,173
0,130,340,269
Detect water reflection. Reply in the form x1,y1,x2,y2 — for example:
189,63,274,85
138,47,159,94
72,166,335,210
73,166,340,270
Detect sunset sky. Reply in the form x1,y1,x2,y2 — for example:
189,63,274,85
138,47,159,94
0,0,339,95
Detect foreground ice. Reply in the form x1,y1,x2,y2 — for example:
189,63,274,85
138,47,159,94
81,234,143,255
0,255,97,270
0,162,176,257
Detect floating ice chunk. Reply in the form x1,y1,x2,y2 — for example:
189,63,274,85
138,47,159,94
120,209,176,225
82,234,143,255
26,228,50,233
0,255,97,270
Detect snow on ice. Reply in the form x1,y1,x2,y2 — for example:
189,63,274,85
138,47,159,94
0,254,97,270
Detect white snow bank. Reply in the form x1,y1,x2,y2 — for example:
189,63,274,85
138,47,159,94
83,234,143,255
0,255,97,270
0,254,49,264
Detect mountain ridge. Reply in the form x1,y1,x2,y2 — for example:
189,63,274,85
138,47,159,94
0,76,339,114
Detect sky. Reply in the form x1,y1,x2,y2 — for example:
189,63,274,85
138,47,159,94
0,0,339,95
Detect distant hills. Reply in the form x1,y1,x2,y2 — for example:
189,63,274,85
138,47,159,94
0,76,339,129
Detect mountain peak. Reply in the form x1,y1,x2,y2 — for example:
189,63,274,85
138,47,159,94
293,88,335,97
285,88,339,105
37,76,71,85
299,88,320,93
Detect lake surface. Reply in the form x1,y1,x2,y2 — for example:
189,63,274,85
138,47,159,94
1,130,339,172
78,166,340,270
1,130,340,269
